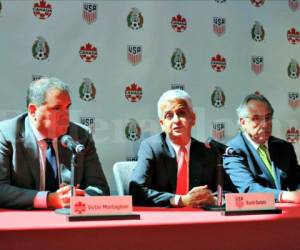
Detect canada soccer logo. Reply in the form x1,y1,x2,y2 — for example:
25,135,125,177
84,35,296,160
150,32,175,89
211,54,226,72
251,21,265,42
288,92,299,109
125,119,141,141
125,83,143,103
33,0,52,20
79,43,97,63
250,0,265,7
32,36,50,60
79,78,96,101
211,87,225,108
213,17,225,36
287,28,300,45
74,201,86,214
82,2,97,24
286,127,299,143
287,59,300,79
289,0,299,11
171,14,187,32
127,8,143,30
251,56,264,75
171,48,186,70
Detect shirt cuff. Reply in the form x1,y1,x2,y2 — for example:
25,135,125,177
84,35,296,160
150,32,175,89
170,195,182,207
33,191,49,209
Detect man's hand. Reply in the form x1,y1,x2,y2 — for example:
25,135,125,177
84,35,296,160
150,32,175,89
280,190,300,203
179,185,216,208
47,185,85,209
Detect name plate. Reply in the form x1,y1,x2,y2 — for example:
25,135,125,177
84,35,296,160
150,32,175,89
70,196,133,216
225,192,275,212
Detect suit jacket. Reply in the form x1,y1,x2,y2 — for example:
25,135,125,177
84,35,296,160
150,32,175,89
223,132,300,200
0,113,110,209
129,132,233,207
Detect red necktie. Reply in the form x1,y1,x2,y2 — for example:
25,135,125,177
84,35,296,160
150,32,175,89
176,146,189,195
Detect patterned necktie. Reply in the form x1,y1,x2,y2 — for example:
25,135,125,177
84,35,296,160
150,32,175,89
45,139,59,192
176,146,189,195
257,144,275,181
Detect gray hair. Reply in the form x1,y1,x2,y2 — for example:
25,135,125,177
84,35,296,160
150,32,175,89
26,77,70,107
157,89,193,119
236,93,274,119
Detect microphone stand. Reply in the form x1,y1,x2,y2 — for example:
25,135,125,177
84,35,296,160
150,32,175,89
55,152,78,215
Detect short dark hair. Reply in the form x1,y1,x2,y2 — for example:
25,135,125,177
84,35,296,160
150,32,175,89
26,77,70,107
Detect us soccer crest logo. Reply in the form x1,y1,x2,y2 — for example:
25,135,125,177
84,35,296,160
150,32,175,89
250,0,265,7
33,0,52,20
211,54,226,72
251,21,265,42
127,8,143,30
251,56,264,75
125,83,143,103
127,45,142,65
171,14,187,32
286,127,299,143
32,75,45,81
171,83,185,90
171,48,186,70
287,59,300,79
288,92,299,109
212,122,225,141
79,43,97,63
287,28,300,45
80,117,95,134
82,3,97,24
289,0,299,11
32,36,50,60
235,196,244,209
125,119,141,141
213,17,225,36
79,78,96,101
211,87,225,108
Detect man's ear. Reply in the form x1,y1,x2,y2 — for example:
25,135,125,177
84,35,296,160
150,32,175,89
191,112,196,127
27,103,37,118
159,119,165,131
239,117,245,126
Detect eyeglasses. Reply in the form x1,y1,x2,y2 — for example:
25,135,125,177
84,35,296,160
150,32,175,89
245,115,273,124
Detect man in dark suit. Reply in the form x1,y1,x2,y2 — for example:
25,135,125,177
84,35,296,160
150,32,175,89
129,89,223,207
223,94,300,203
0,77,109,209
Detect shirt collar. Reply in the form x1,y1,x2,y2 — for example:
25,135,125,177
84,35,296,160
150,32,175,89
243,132,268,150
167,137,191,156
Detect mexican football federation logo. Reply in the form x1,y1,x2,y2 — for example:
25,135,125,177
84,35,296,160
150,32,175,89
211,54,226,72
79,43,98,63
211,87,225,108
212,122,225,141
171,14,187,32
32,36,50,60
33,0,52,20
288,92,299,109
80,117,95,134
125,83,143,103
82,2,97,24
125,119,141,141
287,27,300,45
251,56,264,75
127,8,143,30
286,127,299,144
251,21,265,42
171,48,186,70
79,78,96,101
127,45,142,65
250,0,265,7
213,17,225,36
287,59,300,79
289,0,299,11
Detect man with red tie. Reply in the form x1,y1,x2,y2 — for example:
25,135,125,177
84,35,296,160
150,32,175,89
130,89,230,207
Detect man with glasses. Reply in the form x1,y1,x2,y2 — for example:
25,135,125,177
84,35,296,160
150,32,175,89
223,93,300,203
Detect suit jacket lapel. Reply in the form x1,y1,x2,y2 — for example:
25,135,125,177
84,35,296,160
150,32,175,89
267,138,281,189
21,116,41,189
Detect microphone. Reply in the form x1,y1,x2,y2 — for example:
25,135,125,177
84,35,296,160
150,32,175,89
61,135,85,154
205,137,241,155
